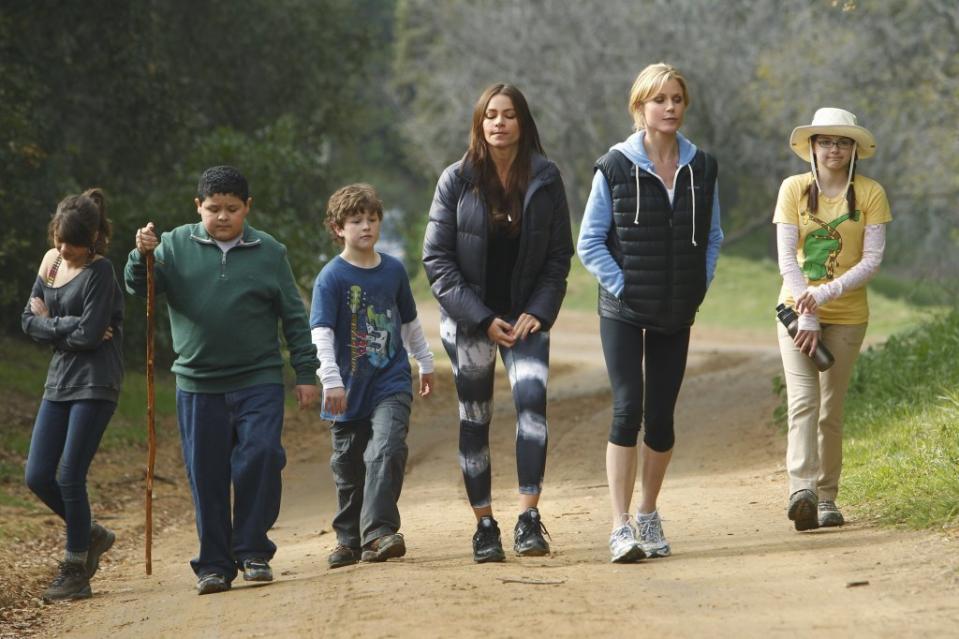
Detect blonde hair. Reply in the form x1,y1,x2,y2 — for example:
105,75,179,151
627,63,690,131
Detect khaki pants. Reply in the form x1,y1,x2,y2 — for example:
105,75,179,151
777,322,867,501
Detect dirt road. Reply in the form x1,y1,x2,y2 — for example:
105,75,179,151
41,307,959,638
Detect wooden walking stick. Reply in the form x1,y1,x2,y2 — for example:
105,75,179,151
145,251,157,575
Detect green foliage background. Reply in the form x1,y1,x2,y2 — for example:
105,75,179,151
0,0,427,361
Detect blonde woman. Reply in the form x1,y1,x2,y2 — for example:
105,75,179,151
578,63,723,562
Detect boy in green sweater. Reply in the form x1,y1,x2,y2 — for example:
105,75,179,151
125,166,319,595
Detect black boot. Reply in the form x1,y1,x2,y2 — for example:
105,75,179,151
86,522,116,578
43,561,91,602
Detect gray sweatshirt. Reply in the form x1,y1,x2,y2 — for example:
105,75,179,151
21,258,124,402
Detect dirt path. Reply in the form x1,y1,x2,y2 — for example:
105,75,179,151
41,307,959,638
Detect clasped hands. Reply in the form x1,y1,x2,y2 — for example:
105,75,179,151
486,312,541,348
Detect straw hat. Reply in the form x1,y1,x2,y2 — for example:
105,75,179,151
789,107,876,161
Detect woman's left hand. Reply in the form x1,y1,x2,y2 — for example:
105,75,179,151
29,297,49,318
793,329,820,357
795,290,818,315
512,313,541,340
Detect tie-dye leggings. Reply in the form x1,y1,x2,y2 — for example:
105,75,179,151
440,314,550,509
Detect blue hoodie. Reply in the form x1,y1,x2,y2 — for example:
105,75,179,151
577,131,723,298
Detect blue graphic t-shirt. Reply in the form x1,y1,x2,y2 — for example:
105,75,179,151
310,253,417,421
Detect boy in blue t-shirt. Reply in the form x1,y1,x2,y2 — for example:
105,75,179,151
310,183,434,568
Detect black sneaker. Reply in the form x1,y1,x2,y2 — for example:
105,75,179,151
472,516,506,563
86,522,115,579
241,558,273,582
43,561,91,603
514,507,550,556
361,533,406,562
788,489,820,531
328,544,361,569
196,573,231,595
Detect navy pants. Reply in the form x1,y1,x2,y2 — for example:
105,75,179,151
329,393,411,548
600,318,690,451
176,383,286,580
25,399,115,553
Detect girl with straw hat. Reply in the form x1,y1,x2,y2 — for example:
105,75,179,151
774,107,891,531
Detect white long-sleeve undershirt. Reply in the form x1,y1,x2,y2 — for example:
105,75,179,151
777,223,886,331
311,317,434,390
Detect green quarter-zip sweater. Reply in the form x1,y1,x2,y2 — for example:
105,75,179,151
124,222,318,393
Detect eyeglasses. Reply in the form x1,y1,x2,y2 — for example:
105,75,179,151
815,137,855,150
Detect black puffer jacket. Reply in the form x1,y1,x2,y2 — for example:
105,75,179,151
422,154,573,332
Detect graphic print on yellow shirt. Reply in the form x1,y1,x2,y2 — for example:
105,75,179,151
773,173,892,324
800,208,860,281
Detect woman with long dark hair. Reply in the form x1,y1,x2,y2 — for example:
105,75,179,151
423,84,573,562
22,188,123,600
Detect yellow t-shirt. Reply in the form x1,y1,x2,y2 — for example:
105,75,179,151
773,172,892,324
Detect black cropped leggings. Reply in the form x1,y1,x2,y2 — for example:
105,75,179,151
599,317,690,451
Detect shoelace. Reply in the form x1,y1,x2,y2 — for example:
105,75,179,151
638,516,663,544
533,518,552,540
517,516,551,541
475,523,499,543
51,562,81,585
611,524,635,544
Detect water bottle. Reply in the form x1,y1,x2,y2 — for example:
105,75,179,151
776,303,835,371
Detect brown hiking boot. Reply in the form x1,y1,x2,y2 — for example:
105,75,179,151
361,533,406,562
328,544,361,569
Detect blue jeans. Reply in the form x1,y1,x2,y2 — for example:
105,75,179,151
329,393,411,547
176,383,286,580
25,399,115,553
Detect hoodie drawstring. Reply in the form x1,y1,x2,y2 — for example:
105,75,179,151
633,168,641,224
688,163,697,247
634,162,698,247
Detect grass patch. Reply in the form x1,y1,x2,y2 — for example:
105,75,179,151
839,310,959,529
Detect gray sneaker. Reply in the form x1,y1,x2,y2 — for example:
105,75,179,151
787,489,819,531
241,558,273,582
609,524,645,563
196,573,231,595
818,500,845,527
636,510,671,558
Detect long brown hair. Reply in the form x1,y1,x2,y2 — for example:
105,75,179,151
805,135,857,216
48,188,111,255
465,84,545,236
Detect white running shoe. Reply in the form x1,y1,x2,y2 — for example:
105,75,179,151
636,510,671,558
609,524,645,563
